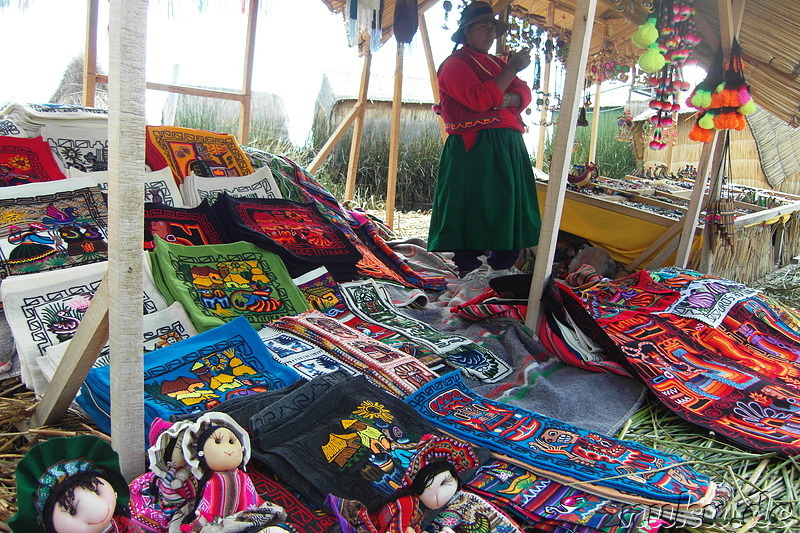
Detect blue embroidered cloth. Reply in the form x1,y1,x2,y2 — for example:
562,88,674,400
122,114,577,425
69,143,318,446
405,372,715,507
77,316,300,437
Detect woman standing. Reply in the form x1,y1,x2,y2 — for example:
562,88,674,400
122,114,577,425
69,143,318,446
429,1,541,277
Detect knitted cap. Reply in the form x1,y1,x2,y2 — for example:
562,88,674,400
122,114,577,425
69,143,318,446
402,434,480,487
9,435,130,533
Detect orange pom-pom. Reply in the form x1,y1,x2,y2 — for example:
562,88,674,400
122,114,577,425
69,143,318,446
734,113,747,130
710,91,726,109
688,123,713,142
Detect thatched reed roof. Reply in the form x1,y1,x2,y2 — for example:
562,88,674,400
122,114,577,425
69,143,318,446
321,0,800,128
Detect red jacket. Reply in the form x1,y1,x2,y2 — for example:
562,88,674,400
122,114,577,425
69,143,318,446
435,46,532,148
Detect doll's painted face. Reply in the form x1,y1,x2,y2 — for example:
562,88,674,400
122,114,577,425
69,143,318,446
201,427,243,472
50,477,116,533
419,469,459,510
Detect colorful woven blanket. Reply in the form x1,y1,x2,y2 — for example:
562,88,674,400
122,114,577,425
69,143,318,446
0,135,67,185
405,372,716,508
148,236,308,331
269,310,439,397
0,178,108,278
144,200,229,250
145,125,254,185
78,316,300,437
339,280,512,383
258,324,360,380
567,267,800,456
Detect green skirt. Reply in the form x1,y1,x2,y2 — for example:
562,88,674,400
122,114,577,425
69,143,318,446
427,128,541,252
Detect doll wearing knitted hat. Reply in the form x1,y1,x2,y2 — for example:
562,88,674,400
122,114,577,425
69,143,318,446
176,413,286,533
326,434,481,533
9,435,140,533
128,419,197,532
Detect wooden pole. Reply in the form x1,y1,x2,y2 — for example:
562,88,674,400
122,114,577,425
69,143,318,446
588,80,602,163
308,101,364,176
535,3,555,170
385,42,405,228
676,131,719,267
238,0,259,145
107,0,148,480
82,0,99,107
525,0,598,331
344,49,372,202
419,12,446,140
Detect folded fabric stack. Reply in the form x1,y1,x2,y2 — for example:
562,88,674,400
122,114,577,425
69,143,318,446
77,316,300,436
214,194,363,282
0,135,67,185
1,102,108,138
40,123,108,174
0,118,25,138
269,309,439,397
406,372,729,515
0,177,108,280
145,124,254,185
69,167,185,207
180,166,283,207
1,256,169,393
148,236,309,331
257,323,360,380
144,200,229,250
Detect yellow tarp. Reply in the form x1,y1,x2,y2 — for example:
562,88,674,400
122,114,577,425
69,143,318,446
537,188,703,267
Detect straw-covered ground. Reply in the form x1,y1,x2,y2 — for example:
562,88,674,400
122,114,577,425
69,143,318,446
1,210,799,532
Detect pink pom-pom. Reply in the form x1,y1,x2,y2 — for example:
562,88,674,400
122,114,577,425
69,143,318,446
671,103,682,112
660,116,674,126
649,140,662,150
738,87,752,104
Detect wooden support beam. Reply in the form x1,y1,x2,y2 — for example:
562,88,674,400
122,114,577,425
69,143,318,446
644,235,681,270
83,0,99,108
238,0,259,145
677,132,719,268
344,49,372,202
31,279,110,428
107,0,148,480
525,0,598,331
419,12,447,140
95,75,248,102
588,80,602,163
385,42,405,228
622,219,683,274
307,101,364,176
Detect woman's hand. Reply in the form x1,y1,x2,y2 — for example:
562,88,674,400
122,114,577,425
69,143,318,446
507,48,532,73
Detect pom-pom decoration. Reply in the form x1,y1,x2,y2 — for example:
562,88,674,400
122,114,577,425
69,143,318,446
631,17,660,48
638,43,666,72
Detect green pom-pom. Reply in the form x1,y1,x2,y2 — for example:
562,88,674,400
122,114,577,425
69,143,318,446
631,17,659,48
691,90,712,109
739,99,757,115
638,44,666,73
698,114,716,129
715,82,726,93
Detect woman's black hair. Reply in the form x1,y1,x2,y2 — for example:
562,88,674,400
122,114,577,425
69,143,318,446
148,433,182,500
367,461,461,513
42,470,129,533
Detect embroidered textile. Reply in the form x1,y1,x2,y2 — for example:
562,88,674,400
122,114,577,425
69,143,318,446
569,267,800,456
40,124,108,173
248,467,339,533
270,310,439,396
429,490,523,533
247,374,455,510
653,277,758,327
405,372,715,507
339,280,513,383
144,200,228,250
70,166,185,207
148,236,309,331
1,258,168,394
0,177,108,278
38,301,199,388
78,316,300,436
2,103,107,137
241,147,308,203
180,166,283,207
0,135,67,185
145,125,254,185
258,324,360,380
0,119,24,137
214,194,362,281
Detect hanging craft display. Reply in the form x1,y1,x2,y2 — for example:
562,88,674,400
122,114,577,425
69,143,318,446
615,108,634,142
630,0,702,150
393,0,418,44
345,0,383,52
585,28,637,84
688,39,756,143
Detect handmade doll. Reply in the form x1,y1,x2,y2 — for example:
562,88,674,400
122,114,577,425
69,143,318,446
177,412,287,533
326,434,481,533
129,418,197,532
9,434,141,533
